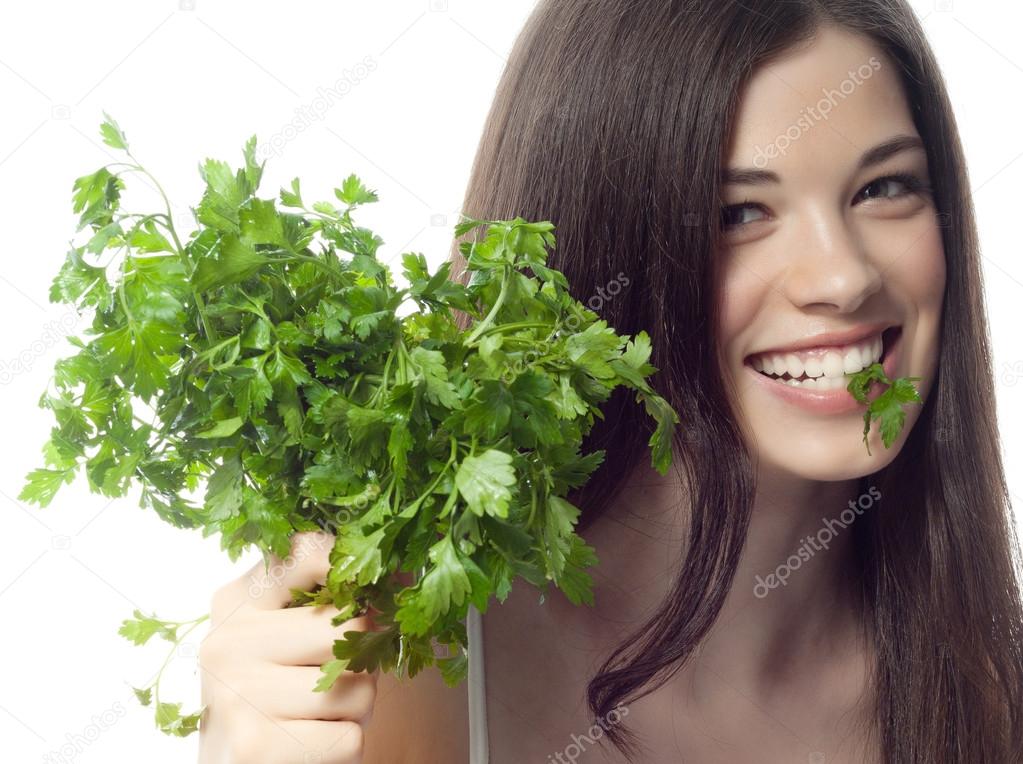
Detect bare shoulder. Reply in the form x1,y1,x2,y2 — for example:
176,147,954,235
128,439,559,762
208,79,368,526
363,662,470,764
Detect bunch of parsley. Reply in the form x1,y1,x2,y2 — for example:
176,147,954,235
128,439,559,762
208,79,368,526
20,115,679,733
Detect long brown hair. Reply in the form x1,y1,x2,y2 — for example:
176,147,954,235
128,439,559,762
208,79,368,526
448,1,1023,760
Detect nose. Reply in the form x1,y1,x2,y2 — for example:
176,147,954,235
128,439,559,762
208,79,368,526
782,205,883,314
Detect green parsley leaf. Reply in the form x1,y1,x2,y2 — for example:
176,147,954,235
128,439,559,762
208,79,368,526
455,450,517,518
846,363,923,455
100,111,129,151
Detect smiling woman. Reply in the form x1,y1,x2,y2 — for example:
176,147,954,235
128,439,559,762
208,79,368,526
434,0,1023,762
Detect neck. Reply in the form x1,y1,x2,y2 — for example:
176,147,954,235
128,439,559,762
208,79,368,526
554,458,875,695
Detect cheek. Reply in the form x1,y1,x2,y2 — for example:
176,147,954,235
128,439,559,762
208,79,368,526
715,258,775,366
921,229,946,308
870,216,946,308
868,216,946,394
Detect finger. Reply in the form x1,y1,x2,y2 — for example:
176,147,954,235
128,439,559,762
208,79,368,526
258,611,378,666
241,531,335,610
253,664,377,722
271,720,365,764
230,718,364,764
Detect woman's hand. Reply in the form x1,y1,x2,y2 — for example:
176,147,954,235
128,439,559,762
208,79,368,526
197,531,378,764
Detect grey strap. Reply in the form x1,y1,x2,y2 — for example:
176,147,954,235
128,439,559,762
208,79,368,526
467,603,489,763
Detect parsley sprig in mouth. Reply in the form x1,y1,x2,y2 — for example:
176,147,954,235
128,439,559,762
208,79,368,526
846,360,923,455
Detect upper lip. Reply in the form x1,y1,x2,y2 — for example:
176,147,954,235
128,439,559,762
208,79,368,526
746,322,898,359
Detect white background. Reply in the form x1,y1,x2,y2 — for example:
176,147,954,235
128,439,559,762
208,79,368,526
0,1,1019,762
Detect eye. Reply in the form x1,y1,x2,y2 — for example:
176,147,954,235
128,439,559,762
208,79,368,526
853,172,931,204
720,199,767,230
719,172,932,232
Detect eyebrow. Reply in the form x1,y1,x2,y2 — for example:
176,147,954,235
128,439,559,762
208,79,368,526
721,134,926,186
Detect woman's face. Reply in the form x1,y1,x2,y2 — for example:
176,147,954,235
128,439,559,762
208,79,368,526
717,25,945,481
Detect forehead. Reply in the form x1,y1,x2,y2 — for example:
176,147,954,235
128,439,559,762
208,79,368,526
724,25,918,173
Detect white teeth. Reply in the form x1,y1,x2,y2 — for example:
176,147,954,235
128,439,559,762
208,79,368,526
766,374,848,390
824,375,846,390
784,353,804,378
803,357,823,378
842,347,862,374
822,351,845,378
749,330,892,386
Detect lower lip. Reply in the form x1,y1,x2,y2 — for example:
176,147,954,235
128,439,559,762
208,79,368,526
744,329,902,415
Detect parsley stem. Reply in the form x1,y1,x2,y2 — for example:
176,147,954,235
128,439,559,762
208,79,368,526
402,436,459,519
396,338,410,384
441,490,460,536
370,336,401,405
349,371,365,398
196,335,242,364
149,614,209,708
117,255,136,325
125,155,217,342
445,436,477,535
464,265,512,345
275,252,349,282
468,320,552,339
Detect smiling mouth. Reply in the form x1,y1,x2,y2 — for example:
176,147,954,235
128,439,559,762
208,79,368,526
746,326,902,391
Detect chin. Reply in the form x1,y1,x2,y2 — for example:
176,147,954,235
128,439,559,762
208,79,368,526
747,405,923,484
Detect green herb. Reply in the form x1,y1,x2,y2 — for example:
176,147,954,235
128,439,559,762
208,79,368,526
846,363,923,454
118,609,209,736
20,115,679,735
